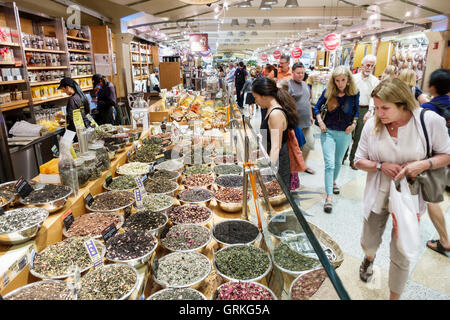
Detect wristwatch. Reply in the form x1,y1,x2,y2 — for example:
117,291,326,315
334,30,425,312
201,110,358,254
376,161,383,171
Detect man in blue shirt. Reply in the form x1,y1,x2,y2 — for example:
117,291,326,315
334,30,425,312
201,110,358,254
421,68,450,257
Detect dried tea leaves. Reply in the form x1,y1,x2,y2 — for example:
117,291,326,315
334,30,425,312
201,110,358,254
65,212,122,238
161,224,210,251
149,288,205,300
89,191,135,211
169,205,211,225
0,207,48,233
213,220,259,245
6,281,74,300
123,210,167,232
178,188,212,203
142,194,174,211
273,242,320,272
105,230,157,261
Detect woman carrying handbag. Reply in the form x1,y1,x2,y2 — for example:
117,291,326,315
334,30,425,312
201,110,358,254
354,77,450,300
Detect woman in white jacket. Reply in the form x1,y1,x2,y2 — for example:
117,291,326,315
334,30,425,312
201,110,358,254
354,77,450,300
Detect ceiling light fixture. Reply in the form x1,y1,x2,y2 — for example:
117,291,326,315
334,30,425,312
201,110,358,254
405,11,411,17
246,19,257,27
238,0,252,8
284,0,298,8
231,19,239,26
262,19,271,27
259,1,272,10
264,0,278,5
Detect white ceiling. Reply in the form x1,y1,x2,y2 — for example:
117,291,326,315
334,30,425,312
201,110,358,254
106,0,449,53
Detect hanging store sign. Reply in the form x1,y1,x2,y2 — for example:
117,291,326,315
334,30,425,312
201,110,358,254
261,54,268,61
323,33,340,51
189,33,209,52
273,50,282,59
292,47,303,58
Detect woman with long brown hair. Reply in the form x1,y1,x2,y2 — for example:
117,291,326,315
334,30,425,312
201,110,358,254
251,77,300,187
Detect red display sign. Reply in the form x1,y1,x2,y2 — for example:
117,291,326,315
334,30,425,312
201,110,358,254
273,50,282,59
291,47,302,58
261,54,268,61
323,33,340,51
189,33,209,52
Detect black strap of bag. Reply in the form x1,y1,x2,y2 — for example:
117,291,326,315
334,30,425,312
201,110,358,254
420,108,432,157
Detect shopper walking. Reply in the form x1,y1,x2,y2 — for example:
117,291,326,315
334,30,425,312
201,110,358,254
277,55,293,81
92,74,116,125
381,65,398,81
355,77,450,299
252,77,300,188
421,68,450,257
234,61,248,108
241,69,256,115
398,69,429,105
347,54,379,170
264,64,276,80
314,66,359,213
288,62,315,175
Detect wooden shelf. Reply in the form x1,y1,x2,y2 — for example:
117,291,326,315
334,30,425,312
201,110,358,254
69,61,92,65
0,42,20,47
0,61,21,66
33,94,69,105
68,49,91,53
131,51,140,54
132,62,141,65
1,99,30,111
27,66,67,70
81,86,92,91
0,80,26,85
29,80,61,87
24,48,66,54
71,74,93,79
67,35,90,42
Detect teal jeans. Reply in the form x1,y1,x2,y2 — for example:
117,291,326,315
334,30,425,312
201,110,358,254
320,129,352,195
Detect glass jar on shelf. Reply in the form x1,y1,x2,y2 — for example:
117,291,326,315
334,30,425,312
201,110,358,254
74,157,89,188
88,143,110,172
81,152,101,181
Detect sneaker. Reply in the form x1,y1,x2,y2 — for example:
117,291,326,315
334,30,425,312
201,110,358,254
359,257,374,282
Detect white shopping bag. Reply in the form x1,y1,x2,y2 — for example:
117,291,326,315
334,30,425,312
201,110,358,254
388,178,421,262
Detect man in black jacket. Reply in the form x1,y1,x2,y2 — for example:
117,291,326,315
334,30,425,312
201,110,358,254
92,74,116,125
234,61,247,108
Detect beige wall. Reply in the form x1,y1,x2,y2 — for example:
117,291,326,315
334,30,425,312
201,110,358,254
424,30,450,90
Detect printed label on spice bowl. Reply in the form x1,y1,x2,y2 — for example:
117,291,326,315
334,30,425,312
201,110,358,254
105,174,113,186
134,177,147,195
83,239,103,268
156,156,165,164
101,223,118,242
62,209,75,230
85,193,94,207
14,176,34,199
142,137,147,144
134,189,144,210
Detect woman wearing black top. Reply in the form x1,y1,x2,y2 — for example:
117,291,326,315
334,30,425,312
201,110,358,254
251,77,299,187
58,77,90,133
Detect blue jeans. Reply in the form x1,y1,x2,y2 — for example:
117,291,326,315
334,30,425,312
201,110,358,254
320,129,352,195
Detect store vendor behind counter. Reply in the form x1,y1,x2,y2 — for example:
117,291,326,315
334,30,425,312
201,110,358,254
58,77,91,133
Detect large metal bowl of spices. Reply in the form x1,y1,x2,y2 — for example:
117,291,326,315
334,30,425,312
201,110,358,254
267,210,304,242
0,207,49,245
122,210,169,237
154,159,184,173
258,180,287,206
78,263,140,300
215,174,244,189
62,212,125,239
168,205,213,226
212,219,261,249
213,187,247,213
104,231,158,268
19,184,73,214
213,244,272,283
29,238,106,280
145,178,179,197
0,180,38,207
160,224,212,253
181,174,215,190
103,176,139,192
0,191,15,210
177,188,213,206
142,193,175,215
149,169,181,183
152,251,212,289
288,268,328,300
147,287,207,300
86,191,135,213
213,281,277,300
3,280,75,300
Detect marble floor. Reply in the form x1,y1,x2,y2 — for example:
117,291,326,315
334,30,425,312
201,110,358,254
293,126,450,300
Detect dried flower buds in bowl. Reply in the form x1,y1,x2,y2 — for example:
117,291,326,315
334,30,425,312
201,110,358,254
160,224,211,252
182,174,214,189
168,205,212,226
214,281,277,300
213,187,248,213
289,269,328,300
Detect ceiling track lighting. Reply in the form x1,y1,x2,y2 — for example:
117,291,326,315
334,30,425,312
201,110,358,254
231,19,239,26
264,0,278,5
262,19,271,27
259,1,272,10
238,0,252,8
284,0,298,8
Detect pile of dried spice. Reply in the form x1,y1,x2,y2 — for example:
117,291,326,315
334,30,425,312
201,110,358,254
0,191,14,205
214,187,246,203
213,220,259,245
89,191,135,211
183,174,214,188
178,188,213,203
214,245,270,280
214,155,237,165
5,281,74,300
273,242,320,272
78,265,137,300
155,159,184,172
65,212,122,238
258,180,283,197
215,175,243,188
130,142,163,163
32,236,101,277
267,212,303,238
154,252,210,287
145,178,178,194
149,288,205,300
215,282,274,300
117,162,150,175
142,194,174,211
123,210,167,232
213,164,243,175
290,269,327,300
168,205,211,225
21,184,72,204
0,207,48,233
149,169,179,180
184,165,212,176
107,175,138,190
105,230,157,261
161,224,210,251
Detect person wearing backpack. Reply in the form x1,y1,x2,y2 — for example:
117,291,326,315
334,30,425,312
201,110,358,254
421,68,450,257
234,61,248,108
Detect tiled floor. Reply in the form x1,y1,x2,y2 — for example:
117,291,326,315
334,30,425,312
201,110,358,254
294,126,450,300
